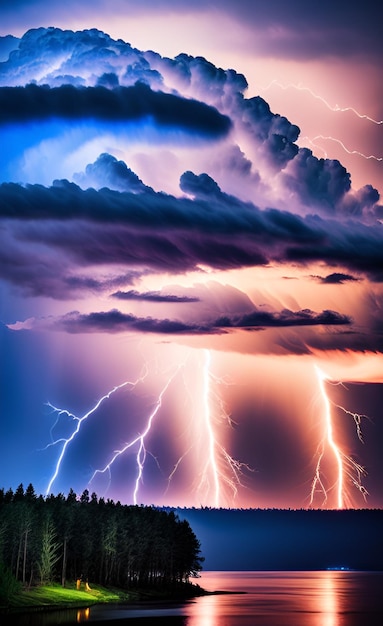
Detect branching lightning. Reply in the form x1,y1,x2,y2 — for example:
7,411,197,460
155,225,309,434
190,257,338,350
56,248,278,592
88,364,183,504
310,367,368,509
201,350,220,506
44,369,148,495
42,347,252,507
196,350,250,507
258,80,383,167
300,135,383,162
258,80,383,125
89,351,249,506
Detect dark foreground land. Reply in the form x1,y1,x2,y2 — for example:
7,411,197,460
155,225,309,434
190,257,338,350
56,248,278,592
0,580,215,621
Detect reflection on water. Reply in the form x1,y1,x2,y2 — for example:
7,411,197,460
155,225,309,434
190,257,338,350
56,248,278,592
186,571,383,626
319,571,337,626
1,606,92,626
3,571,383,625
76,607,90,622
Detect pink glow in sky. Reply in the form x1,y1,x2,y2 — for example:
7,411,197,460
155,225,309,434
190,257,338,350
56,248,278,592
0,1,382,510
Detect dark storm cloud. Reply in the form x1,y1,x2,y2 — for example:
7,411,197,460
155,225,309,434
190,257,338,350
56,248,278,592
152,51,249,99
284,217,383,283
51,305,351,335
0,82,231,137
74,154,151,193
283,149,351,211
0,27,162,89
282,149,381,216
0,235,71,298
319,273,359,285
215,309,351,329
63,271,142,293
180,171,222,199
2,26,379,217
339,185,381,219
239,96,300,168
0,175,301,235
161,58,301,170
55,309,217,335
0,35,19,60
112,290,200,303
0,231,142,299
1,28,304,183
1,172,383,291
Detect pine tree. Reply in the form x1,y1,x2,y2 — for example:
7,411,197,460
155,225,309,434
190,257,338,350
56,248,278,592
38,519,61,585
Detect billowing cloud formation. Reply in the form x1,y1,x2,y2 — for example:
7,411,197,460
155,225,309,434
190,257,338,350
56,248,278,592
1,20,383,511
0,82,231,137
283,148,351,211
1,171,383,288
0,27,380,216
0,26,163,87
74,154,151,193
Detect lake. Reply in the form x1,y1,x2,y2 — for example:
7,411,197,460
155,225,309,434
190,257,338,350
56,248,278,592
6,571,383,625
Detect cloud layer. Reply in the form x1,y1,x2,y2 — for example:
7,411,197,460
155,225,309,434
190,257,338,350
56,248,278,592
1,20,383,510
0,26,382,355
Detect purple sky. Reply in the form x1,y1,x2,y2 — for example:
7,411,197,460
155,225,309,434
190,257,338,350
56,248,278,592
0,1,382,509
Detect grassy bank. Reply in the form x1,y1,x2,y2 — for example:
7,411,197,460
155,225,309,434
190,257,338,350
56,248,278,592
0,580,207,615
0,582,127,613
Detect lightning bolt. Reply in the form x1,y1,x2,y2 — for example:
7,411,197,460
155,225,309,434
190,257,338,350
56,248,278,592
310,366,368,509
300,135,383,162
202,350,220,506
258,80,383,125
258,80,383,167
88,364,183,504
43,369,148,495
90,352,249,507
196,350,250,507
43,350,250,507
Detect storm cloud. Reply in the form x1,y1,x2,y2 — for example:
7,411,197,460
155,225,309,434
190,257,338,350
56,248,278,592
1,170,383,292
0,82,231,137
1,16,383,511
19,305,350,336
112,290,200,303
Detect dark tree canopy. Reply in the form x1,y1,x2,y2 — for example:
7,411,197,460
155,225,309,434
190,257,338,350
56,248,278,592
0,484,203,591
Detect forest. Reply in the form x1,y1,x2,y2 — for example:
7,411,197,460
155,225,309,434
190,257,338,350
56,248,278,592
0,484,203,598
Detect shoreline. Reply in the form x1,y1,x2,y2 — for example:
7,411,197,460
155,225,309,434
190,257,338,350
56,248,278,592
0,581,241,617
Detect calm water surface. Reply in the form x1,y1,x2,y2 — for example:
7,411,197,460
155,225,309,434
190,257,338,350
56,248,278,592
8,571,383,625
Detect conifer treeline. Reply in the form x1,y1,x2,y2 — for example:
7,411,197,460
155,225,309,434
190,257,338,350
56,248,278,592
0,484,203,589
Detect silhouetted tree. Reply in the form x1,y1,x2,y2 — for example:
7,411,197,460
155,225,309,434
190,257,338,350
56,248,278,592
38,518,61,584
0,485,204,589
